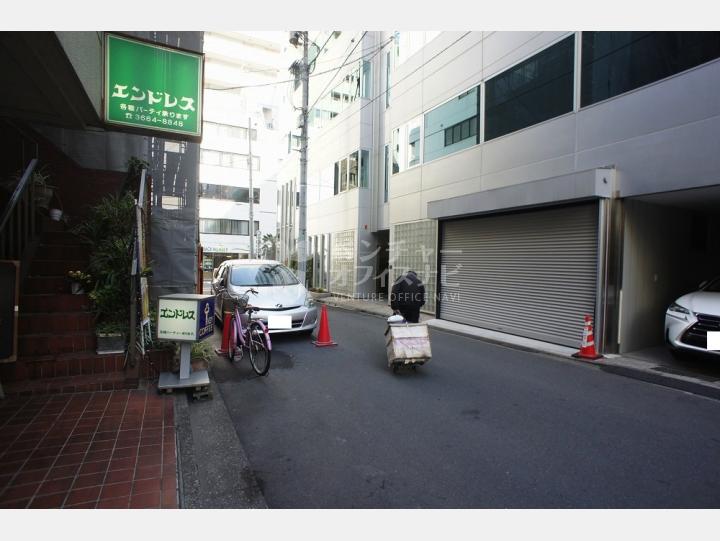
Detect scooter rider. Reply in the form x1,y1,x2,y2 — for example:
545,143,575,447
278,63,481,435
390,270,425,323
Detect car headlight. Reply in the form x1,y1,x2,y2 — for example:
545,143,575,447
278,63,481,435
667,301,690,315
304,293,316,308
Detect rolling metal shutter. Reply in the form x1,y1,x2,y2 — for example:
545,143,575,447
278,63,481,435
439,203,598,347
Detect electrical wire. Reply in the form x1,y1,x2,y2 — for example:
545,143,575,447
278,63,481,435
207,34,392,92
310,31,557,146
308,31,367,112
310,32,473,140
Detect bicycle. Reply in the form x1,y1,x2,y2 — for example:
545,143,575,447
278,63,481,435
225,288,272,376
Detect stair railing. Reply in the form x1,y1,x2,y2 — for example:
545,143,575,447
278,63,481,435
0,158,38,261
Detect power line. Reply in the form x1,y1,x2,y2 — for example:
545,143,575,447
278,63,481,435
312,31,337,66
308,32,473,141
309,31,565,158
309,32,367,112
206,35,392,91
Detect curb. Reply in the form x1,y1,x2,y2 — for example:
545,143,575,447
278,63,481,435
321,300,720,401
174,377,268,509
593,362,720,401
317,299,434,322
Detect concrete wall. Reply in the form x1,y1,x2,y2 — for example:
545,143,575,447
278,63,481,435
56,32,103,118
385,32,720,225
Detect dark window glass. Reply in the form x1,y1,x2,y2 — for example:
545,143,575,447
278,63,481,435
581,31,720,107
340,158,348,192
199,218,259,236
334,162,339,195
443,117,478,147
485,35,575,141
452,124,461,142
383,145,389,203
360,149,369,188
199,183,260,203
348,151,359,189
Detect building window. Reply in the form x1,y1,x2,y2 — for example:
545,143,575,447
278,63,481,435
200,149,220,166
203,121,257,140
360,149,370,189
287,133,301,154
334,162,340,195
581,31,720,107
200,149,260,171
392,127,402,174
391,116,423,174
348,151,359,189
199,183,259,203
444,117,477,146
424,85,480,163
332,149,368,195
309,59,370,130
485,35,575,141
340,158,348,192
361,60,372,99
385,51,391,108
200,219,260,236
383,145,389,202
407,119,421,167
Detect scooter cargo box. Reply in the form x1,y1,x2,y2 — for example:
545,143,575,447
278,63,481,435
384,322,432,367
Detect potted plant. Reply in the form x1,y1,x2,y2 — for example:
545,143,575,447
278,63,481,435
31,168,56,210
72,191,136,354
95,320,127,354
67,270,93,295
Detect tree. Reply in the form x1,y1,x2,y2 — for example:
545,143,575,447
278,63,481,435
260,233,278,260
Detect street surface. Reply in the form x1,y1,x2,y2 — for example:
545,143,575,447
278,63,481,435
210,307,720,508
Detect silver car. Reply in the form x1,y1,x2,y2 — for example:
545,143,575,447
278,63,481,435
212,259,318,334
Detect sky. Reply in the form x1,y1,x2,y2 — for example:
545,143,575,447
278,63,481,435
3,0,719,31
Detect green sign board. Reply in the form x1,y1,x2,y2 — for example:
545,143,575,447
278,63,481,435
104,33,203,138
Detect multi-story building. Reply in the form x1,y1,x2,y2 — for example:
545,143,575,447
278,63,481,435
200,32,290,270
278,31,720,355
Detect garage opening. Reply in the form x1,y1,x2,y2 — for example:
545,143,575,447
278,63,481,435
620,186,720,355
439,203,599,347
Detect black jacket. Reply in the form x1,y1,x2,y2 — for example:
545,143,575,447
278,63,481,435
390,271,426,310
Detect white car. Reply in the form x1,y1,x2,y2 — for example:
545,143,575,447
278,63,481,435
211,259,318,334
665,277,720,357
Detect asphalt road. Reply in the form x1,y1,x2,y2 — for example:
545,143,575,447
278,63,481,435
210,306,720,508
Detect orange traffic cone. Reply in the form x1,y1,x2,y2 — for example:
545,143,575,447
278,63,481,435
215,312,232,355
312,304,337,347
572,314,603,360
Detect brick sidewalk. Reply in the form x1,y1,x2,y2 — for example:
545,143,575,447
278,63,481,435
0,388,177,508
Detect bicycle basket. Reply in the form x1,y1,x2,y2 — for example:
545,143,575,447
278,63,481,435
229,293,250,310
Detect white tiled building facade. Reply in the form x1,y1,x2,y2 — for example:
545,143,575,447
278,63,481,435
278,31,720,354
200,32,292,269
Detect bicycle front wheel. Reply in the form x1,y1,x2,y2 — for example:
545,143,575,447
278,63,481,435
228,317,238,362
247,322,271,376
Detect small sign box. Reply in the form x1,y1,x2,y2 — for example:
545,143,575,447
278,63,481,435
157,294,215,342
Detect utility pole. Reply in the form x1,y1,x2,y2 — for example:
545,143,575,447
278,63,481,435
298,32,309,286
289,31,309,284
247,116,255,259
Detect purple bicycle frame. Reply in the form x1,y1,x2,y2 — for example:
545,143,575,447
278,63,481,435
232,304,272,351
